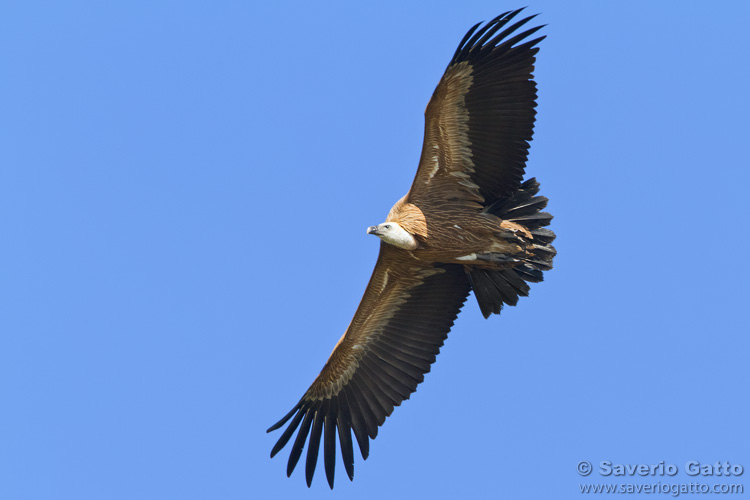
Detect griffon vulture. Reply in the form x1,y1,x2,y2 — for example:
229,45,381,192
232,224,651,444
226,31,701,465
267,8,556,488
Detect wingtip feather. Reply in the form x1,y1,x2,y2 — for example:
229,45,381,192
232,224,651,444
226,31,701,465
304,409,324,487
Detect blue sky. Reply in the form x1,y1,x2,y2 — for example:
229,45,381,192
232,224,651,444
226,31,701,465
2,1,749,498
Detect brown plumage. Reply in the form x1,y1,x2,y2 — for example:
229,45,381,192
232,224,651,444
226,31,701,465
267,9,556,488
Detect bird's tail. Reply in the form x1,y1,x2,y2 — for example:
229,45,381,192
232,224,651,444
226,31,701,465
467,178,556,318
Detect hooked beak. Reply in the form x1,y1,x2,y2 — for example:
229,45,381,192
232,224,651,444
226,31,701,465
367,225,380,236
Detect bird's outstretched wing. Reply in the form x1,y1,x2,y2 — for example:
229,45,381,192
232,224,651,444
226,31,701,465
407,8,544,208
267,243,470,488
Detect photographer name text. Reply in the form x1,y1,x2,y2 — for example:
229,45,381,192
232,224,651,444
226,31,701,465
577,460,744,477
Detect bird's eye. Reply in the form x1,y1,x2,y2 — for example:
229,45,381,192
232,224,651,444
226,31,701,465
384,225,391,229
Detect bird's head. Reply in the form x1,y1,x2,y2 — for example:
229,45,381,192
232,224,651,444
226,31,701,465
366,222,419,250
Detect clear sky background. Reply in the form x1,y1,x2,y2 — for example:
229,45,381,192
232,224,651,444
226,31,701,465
2,1,749,499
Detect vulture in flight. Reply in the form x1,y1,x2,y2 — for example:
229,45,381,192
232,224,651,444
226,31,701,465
267,8,555,488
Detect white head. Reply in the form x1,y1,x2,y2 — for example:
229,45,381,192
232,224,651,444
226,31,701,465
366,222,419,250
